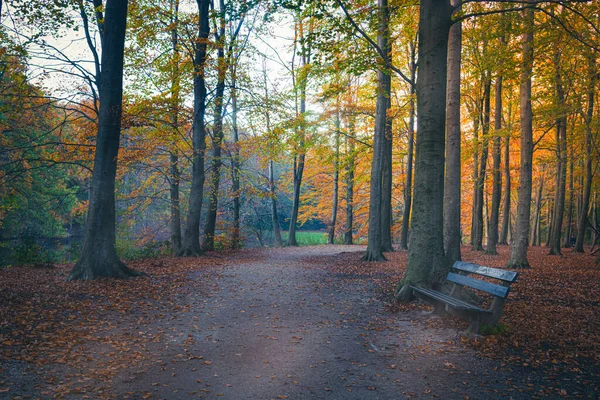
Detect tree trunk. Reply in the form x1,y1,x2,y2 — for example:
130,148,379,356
574,55,595,253
287,19,310,247
269,160,283,247
530,174,544,246
231,84,241,248
397,0,451,299
362,0,390,261
507,6,534,269
487,75,502,254
443,0,462,262
545,197,552,247
202,1,227,251
500,132,511,245
563,154,574,247
344,118,355,245
328,104,341,245
400,42,416,251
549,50,567,255
473,77,491,251
169,0,182,252
178,0,210,257
68,0,139,280
381,105,394,252
470,112,480,246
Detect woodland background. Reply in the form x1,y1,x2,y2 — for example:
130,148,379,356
1,0,599,267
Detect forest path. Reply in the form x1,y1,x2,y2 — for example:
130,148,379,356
109,245,525,399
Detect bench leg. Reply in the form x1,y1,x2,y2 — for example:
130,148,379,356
468,313,482,334
433,301,447,315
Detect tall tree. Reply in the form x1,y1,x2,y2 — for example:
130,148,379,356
443,0,462,262
397,0,451,299
549,46,567,255
506,6,534,269
68,0,139,280
473,75,491,251
400,40,417,251
563,152,574,247
168,0,182,252
499,117,512,245
487,74,503,255
574,53,596,253
202,0,228,251
328,102,341,244
178,0,210,257
362,0,390,261
287,12,312,247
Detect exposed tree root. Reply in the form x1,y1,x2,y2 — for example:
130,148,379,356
68,257,142,281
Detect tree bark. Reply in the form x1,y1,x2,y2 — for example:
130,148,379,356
531,173,544,246
473,77,491,251
68,0,139,280
443,0,462,262
397,0,451,299
563,153,574,247
574,55,595,253
500,132,511,245
362,0,390,261
328,104,341,245
470,111,480,246
507,6,534,269
269,160,283,247
487,75,503,254
201,0,227,251
169,0,182,253
344,116,355,245
381,104,394,252
549,49,567,255
287,18,311,247
400,41,416,251
178,0,210,257
231,83,241,248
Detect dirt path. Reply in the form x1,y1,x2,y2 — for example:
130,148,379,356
102,246,538,399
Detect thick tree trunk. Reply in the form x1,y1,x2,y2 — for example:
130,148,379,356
178,0,210,257
362,0,390,261
575,55,595,253
473,77,491,251
549,50,567,255
507,6,534,269
202,2,227,251
68,0,139,280
400,43,416,251
344,121,355,245
443,0,462,262
487,76,503,254
397,0,451,299
328,105,341,245
169,0,182,252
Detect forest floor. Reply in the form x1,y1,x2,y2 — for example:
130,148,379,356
0,245,599,399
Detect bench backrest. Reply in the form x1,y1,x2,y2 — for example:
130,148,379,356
448,261,519,299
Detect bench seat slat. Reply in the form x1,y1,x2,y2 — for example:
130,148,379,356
452,261,519,282
446,272,510,298
411,286,491,313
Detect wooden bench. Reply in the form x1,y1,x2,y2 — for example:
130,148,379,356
411,261,519,333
